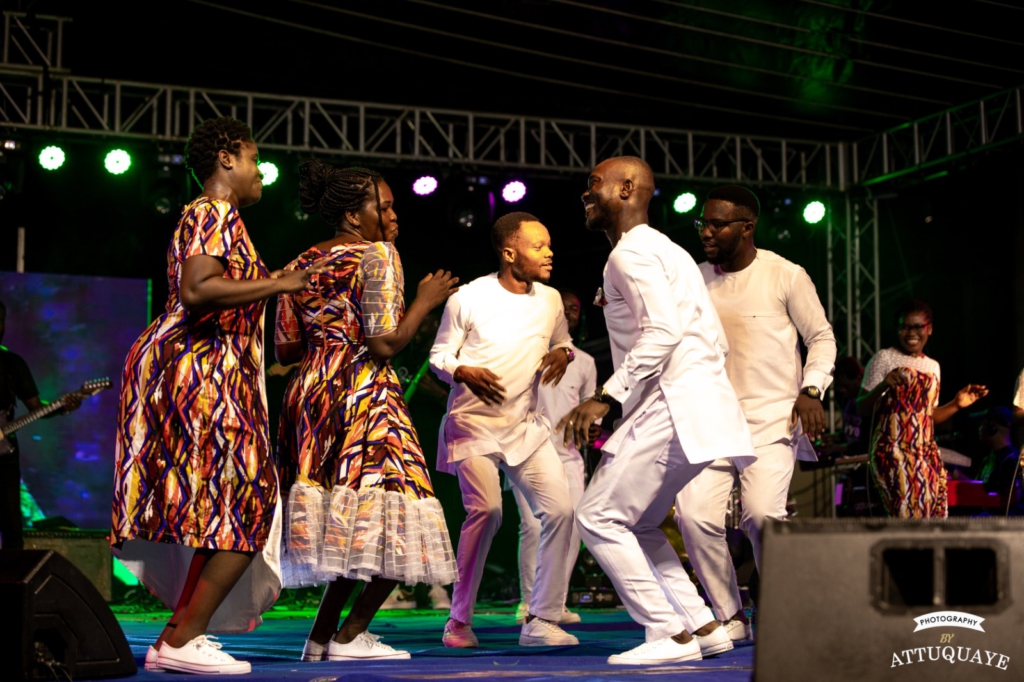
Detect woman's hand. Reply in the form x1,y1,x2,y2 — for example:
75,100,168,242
955,384,988,408
416,270,460,310
270,261,327,294
884,369,904,389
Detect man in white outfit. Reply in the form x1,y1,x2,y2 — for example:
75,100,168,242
512,290,598,625
430,212,579,649
674,186,836,641
560,157,755,665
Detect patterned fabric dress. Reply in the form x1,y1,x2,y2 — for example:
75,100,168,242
863,348,946,518
110,197,282,632
276,241,457,587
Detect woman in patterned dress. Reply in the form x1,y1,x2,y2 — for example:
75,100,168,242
111,117,322,675
857,299,988,518
275,161,459,661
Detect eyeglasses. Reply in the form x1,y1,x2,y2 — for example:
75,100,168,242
694,218,750,233
898,323,930,333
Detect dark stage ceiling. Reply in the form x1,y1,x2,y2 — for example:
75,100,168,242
10,0,1024,141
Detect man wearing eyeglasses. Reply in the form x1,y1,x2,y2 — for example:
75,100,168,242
674,186,836,642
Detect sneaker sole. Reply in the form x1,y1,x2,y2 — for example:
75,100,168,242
607,651,702,665
519,636,579,647
442,638,479,648
143,664,166,672
157,660,252,675
700,641,735,657
326,653,411,661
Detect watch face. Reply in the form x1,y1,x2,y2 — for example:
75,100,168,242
804,387,821,399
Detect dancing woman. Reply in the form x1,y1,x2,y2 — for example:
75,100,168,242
111,117,321,675
275,161,459,661
857,298,987,518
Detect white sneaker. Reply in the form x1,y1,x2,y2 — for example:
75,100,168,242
380,586,417,610
694,626,734,656
326,632,410,661
607,636,702,665
157,635,251,675
442,619,479,648
722,618,753,642
559,606,581,624
144,645,165,672
428,584,452,610
519,617,579,646
514,601,530,625
301,638,327,662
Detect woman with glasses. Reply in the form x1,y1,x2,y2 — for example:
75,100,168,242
856,298,988,518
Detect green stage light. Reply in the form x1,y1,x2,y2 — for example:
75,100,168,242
803,200,826,224
673,192,697,214
258,161,279,186
104,149,132,175
39,145,65,171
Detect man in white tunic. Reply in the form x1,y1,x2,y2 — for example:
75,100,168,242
674,186,836,641
430,212,578,649
512,289,598,625
560,157,754,665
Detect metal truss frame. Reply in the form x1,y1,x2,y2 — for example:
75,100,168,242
854,84,1024,187
0,68,844,190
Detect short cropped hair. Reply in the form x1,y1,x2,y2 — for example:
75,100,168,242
896,298,933,325
184,117,254,187
707,185,760,220
491,212,539,256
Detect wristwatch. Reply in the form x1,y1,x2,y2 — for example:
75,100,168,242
800,386,822,400
593,385,617,405
562,347,575,362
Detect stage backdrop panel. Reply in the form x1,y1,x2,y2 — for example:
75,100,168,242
0,272,149,528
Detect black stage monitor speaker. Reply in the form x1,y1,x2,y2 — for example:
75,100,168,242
756,518,1024,682
0,550,136,680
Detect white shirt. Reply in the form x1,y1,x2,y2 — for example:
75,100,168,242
701,249,836,448
862,348,941,408
600,224,754,465
430,274,573,474
537,348,598,463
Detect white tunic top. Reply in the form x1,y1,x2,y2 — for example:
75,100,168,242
600,224,755,465
537,347,598,463
700,249,836,448
430,274,573,474
862,347,941,408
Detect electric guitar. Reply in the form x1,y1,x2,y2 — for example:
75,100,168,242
0,377,112,455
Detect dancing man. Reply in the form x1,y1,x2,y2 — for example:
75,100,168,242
512,289,598,625
430,212,578,649
560,157,753,665
674,186,836,641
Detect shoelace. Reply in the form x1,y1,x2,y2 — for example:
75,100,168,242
192,635,229,659
360,632,394,651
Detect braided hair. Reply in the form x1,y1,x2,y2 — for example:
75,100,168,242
298,160,384,232
896,298,933,325
184,117,253,187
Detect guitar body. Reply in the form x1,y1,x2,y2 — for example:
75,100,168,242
0,412,13,456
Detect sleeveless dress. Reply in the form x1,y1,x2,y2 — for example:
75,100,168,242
111,197,282,632
862,348,946,518
275,241,457,587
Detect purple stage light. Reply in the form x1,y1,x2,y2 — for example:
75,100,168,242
413,175,438,195
502,180,526,203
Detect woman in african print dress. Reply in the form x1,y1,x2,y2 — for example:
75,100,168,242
857,299,988,518
111,117,321,675
275,161,459,661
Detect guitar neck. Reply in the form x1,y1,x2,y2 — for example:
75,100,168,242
3,396,67,436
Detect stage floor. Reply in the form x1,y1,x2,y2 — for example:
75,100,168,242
116,605,754,681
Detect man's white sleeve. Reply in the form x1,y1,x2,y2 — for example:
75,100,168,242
788,267,837,393
429,294,468,387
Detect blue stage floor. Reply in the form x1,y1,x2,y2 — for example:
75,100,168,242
118,606,754,681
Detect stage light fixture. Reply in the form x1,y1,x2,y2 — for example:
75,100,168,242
413,175,438,196
673,192,697,214
502,180,526,203
803,200,826,224
258,161,279,186
39,145,66,171
104,149,131,175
